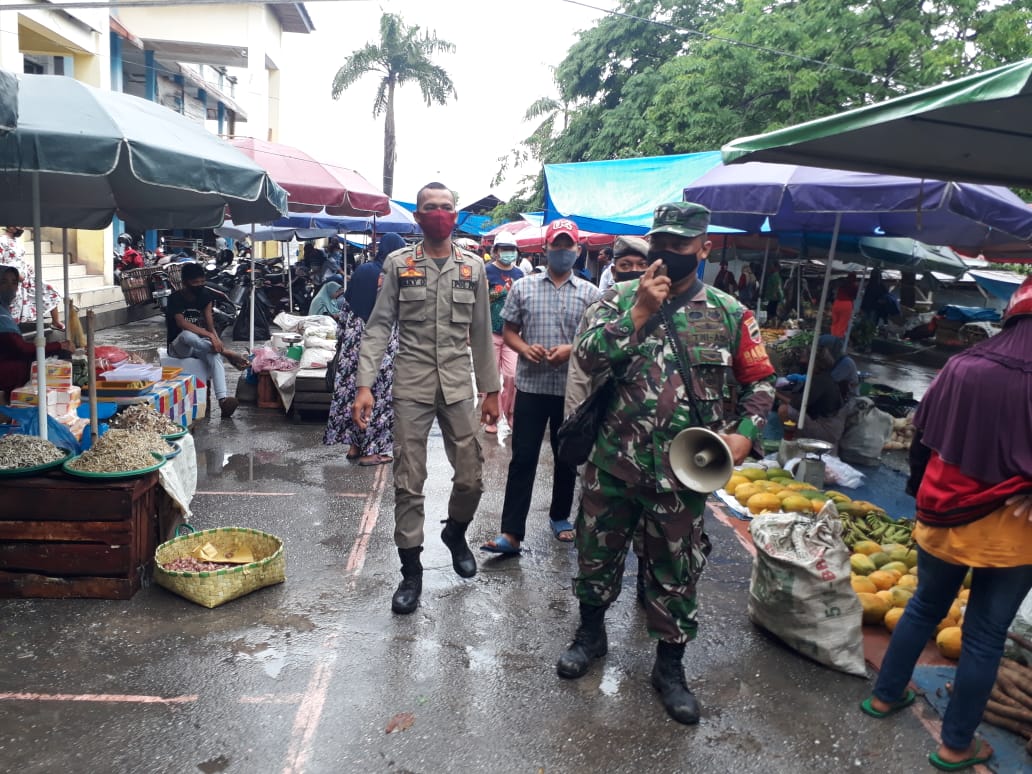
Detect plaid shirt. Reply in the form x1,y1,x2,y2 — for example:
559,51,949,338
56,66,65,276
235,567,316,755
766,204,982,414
501,271,601,396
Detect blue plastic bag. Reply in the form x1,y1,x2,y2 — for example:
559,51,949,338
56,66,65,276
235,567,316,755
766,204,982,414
0,406,82,454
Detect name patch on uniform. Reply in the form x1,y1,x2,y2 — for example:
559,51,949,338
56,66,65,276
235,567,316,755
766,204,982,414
398,266,426,288
452,279,476,290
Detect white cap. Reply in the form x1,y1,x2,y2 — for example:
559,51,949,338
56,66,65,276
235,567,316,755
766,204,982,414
494,232,518,249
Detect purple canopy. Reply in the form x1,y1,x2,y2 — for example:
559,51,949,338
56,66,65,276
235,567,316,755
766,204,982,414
682,163,1032,249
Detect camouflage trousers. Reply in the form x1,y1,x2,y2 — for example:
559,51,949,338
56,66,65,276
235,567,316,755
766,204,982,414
574,463,711,644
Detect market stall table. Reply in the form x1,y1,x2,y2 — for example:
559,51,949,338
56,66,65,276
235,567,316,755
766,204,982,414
84,373,205,428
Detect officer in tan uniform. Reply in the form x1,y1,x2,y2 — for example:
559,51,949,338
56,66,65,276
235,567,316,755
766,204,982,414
354,182,500,615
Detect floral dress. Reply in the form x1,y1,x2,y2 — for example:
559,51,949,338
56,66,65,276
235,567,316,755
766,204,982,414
323,303,399,457
0,234,62,323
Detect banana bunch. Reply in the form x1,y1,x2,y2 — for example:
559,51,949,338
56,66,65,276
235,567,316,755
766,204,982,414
841,510,915,549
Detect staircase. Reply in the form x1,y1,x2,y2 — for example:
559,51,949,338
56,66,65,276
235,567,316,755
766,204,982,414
35,239,127,324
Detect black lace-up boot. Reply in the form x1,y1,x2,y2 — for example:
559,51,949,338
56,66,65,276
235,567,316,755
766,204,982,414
391,546,423,615
440,519,477,578
651,640,701,724
556,603,608,679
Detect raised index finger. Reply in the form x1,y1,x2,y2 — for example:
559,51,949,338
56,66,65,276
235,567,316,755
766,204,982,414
642,258,664,279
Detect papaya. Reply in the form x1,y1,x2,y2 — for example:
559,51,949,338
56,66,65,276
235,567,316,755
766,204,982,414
895,574,918,590
880,543,906,555
908,565,919,577
724,474,749,495
850,554,877,576
765,468,789,479
881,561,909,577
962,570,973,589
735,483,763,505
888,586,913,608
737,468,768,481
887,547,910,564
904,549,918,569
868,570,898,591
936,626,962,660
785,482,816,491
747,492,782,515
936,616,958,635
868,552,891,569
948,601,963,622
875,590,894,605
851,576,877,595
957,589,970,602
884,607,905,632
852,540,882,557
858,592,892,625
781,495,815,513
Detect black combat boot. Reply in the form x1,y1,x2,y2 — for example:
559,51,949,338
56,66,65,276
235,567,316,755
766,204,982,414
651,640,701,724
556,603,608,679
391,546,423,615
440,519,477,578
636,560,647,608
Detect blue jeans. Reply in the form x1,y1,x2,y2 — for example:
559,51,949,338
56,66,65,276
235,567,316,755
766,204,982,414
874,547,1032,749
169,330,227,401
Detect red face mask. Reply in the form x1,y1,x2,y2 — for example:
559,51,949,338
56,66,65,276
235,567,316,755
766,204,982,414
418,209,457,241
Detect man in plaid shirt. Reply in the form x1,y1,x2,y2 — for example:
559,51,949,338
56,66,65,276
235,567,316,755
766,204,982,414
481,219,601,554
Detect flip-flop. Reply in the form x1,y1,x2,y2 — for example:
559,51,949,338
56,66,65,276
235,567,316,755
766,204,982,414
550,519,575,542
928,739,992,771
480,535,522,555
859,689,916,719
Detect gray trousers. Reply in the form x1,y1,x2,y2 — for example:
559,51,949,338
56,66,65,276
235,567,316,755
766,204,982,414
392,392,484,548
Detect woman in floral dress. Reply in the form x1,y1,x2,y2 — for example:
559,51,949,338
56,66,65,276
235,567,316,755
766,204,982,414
1,227,64,329
323,233,405,466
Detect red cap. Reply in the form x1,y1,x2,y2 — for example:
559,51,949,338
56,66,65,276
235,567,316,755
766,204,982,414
545,218,579,246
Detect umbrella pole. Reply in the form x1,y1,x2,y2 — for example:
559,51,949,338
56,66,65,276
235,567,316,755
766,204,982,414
757,241,770,316
843,256,871,348
796,258,801,319
287,241,293,314
341,230,348,292
62,228,70,337
87,310,98,440
249,224,256,352
797,213,841,433
31,172,47,441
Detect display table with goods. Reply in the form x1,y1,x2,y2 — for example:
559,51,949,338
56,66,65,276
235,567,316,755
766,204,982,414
0,409,198,599
251,314,337,417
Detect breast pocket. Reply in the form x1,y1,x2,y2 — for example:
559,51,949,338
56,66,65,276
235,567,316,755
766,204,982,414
686,346,732,403
451,288,476,324
398,286,427,321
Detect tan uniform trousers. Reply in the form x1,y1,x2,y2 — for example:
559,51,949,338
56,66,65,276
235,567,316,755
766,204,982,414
392,390,485,549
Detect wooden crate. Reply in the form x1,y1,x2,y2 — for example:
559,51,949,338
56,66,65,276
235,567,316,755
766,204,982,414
293,368,331,416
0,472,160,600
256,372,282,410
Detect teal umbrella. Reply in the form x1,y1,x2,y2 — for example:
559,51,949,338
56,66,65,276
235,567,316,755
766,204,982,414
0,74,288,438
721,59,1032,187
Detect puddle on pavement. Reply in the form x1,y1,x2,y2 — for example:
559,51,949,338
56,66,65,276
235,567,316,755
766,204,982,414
228,639,288,678
464,645,498,671
599,664,623,696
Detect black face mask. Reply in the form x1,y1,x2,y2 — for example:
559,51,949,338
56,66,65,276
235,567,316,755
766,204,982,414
612,269,645,282
9,228,23,238
649,248,698,283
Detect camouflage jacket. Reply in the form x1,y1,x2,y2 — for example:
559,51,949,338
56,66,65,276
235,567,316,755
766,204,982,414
576,280,776,492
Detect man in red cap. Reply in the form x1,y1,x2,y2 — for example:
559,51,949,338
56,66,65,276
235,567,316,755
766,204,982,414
482,219,601,554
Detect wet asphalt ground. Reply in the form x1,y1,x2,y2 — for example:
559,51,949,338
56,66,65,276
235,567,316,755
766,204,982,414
0,317,952,773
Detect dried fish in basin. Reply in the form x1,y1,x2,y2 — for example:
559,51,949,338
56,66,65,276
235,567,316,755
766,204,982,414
108,403,183,435
68,429,167,473
0,434,66,470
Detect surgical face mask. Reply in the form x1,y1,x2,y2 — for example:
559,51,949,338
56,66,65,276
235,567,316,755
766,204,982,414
497,249,518,266
649,248,698,283
546,248,578,274
613,269,645,282
417,209,457,241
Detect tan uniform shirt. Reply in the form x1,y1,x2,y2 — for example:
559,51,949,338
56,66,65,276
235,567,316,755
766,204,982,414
358,243,500,404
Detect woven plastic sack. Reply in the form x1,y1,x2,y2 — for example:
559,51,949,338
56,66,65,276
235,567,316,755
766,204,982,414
748,500,866,676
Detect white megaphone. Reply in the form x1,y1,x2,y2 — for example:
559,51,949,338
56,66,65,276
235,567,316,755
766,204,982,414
668,427,734,493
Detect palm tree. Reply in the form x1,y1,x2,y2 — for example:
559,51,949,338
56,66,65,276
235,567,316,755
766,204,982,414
331,13,457,197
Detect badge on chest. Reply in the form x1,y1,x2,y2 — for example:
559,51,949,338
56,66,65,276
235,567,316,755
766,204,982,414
452,263,475,290
398,256,426,287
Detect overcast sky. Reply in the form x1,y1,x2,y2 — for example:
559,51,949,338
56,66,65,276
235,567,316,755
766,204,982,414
278,0,618,207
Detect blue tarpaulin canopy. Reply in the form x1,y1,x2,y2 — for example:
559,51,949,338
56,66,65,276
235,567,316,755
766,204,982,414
543,152,724,234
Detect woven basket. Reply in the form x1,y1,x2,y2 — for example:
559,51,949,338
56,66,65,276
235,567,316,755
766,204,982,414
154,527,285,608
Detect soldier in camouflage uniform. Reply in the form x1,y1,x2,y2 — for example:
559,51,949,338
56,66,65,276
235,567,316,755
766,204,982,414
556,202,776,725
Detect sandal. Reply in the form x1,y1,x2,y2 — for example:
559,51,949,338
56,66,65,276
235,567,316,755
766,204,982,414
480,535,522,555
928,739,992,771
860,689,916,719
550,519,575,542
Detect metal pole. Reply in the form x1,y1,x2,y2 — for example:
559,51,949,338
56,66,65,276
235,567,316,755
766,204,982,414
797,213,841,433
796,258,802,319
31,173,47,440
62,227,70,337
249,223,256,352
756,240,770,316
87,310,98,440
843,256,872,348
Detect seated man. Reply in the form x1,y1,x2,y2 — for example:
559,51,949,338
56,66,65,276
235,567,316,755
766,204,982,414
165,262,248,418
776,342,846,452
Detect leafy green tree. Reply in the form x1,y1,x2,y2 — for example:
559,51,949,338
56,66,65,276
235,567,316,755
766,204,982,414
331,13,457,197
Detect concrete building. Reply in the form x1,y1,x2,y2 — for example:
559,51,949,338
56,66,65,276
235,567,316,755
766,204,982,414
0,1,312,326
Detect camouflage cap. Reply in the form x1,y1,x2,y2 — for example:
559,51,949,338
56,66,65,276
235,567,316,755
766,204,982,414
646,202,711,238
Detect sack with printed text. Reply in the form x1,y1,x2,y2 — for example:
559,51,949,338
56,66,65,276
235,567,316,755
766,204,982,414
748,500,865,676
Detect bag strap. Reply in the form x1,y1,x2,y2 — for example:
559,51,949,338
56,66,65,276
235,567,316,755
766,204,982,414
659,298,706,427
